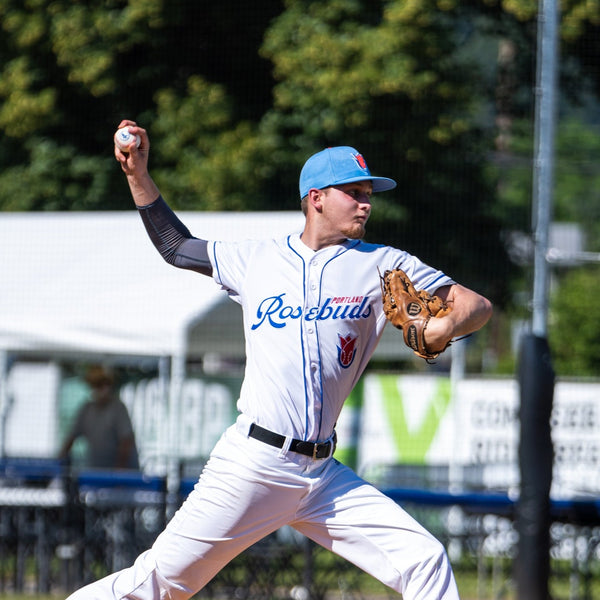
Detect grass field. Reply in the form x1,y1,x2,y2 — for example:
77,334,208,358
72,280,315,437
0,549,596,599
0,568,596,600
0,569,515,600
0,580,596,600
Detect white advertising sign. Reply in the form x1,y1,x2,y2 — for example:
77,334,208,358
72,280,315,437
355,374,600,497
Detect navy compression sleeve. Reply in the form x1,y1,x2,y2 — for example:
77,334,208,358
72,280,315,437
137,196,212,275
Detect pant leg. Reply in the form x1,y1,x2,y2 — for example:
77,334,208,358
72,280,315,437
292,459,460,600
66,423,308,600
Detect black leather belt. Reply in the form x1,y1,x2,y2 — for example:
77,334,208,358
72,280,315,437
248,423,336,459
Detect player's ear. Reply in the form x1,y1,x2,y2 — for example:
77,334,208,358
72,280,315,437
307,188,325,212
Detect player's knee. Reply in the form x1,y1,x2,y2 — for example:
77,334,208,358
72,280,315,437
416,538,455,589
114,550,196,600
146,554,198,600
153,568,195,600
426,538,450,569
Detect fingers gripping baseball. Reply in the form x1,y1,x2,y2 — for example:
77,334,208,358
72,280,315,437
380,268,453,360
114,120,149,174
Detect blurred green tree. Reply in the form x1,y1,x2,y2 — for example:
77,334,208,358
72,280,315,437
490,117,600,251
549,267,600,376
0,0,281,209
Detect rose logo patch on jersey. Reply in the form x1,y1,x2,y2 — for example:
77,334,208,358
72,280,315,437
337,333,358,368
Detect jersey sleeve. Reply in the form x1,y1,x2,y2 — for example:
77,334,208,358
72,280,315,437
403,260,454,294
383,248,455,293
207,238,261,303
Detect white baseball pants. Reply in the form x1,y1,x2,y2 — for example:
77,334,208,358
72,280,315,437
66,414,460,599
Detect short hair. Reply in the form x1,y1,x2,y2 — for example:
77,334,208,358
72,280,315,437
301,196,308,215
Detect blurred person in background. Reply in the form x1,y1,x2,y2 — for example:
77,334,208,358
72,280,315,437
58,365,139,470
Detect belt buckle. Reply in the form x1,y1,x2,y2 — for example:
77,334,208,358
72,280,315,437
312,443,319,460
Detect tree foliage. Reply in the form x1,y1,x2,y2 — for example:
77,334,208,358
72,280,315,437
549,267,600,376
491,117,600,250
0,0,281,209
0,0,599,312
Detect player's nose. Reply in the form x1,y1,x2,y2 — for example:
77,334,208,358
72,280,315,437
358,195,372,210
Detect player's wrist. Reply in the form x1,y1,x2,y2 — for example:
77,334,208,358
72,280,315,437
424,316,454,354
127,173,160,207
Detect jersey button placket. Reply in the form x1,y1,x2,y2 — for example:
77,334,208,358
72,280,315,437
303,259,323,439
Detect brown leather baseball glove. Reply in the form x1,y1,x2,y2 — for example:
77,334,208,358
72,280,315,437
380,268,452,360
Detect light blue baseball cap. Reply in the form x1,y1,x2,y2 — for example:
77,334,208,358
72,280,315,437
299,146,397,199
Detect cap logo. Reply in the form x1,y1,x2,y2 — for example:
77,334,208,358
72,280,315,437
354,153,368,171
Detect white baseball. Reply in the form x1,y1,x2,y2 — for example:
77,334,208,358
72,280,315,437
115,127,141,152
290,586,310,600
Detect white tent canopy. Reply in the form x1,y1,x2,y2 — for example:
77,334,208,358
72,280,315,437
0,210,411,363
0,210,305,360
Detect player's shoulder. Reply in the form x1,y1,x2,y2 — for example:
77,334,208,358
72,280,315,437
351,240,387,253
351,240,408,262
350,241,442,278
212,234,290,253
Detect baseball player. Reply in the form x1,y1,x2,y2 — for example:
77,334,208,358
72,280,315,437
66,121,492,600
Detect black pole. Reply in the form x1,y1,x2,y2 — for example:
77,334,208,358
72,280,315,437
516,332,554,600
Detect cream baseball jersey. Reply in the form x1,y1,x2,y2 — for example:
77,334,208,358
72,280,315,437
209,233,453,443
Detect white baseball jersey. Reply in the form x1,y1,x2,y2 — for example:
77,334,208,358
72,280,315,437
209,233,453,443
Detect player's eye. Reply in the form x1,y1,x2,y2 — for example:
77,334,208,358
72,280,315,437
348,188,371,200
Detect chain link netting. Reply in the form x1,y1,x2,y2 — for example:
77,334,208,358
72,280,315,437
0,462,598,599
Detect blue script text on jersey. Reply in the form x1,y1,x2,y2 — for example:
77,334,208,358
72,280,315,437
251,294,372,329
